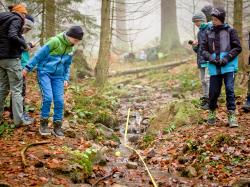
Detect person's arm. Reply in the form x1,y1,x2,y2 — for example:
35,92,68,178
64,55,73,82
201,31,213,61
8,19,28,49
226,28,242,61
25,39,59,72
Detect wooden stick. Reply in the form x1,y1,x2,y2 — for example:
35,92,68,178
92,170,117,187
21,141,50,167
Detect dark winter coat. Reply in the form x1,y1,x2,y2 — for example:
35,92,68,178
201,24,242,75
0,12,27,59
193,23,211,68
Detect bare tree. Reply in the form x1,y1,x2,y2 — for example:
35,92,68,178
160,0,181,53
233,0,244,69
44,0,56,41
95,0,112,87
213,0,225,7
115,0,129,52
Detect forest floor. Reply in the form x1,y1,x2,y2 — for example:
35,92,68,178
0,59,249,187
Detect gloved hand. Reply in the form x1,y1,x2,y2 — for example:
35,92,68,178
209,56,220,65
219,57,228,66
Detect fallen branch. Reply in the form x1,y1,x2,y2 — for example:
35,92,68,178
92,168,118,187
21,141,50,167
109,58,193,77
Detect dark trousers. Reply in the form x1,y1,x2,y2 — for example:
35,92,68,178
10,77,26,118
209,72,236,111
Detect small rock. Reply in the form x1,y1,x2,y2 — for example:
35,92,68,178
227,146,235,154
142,118,150,126
146,148,156,159
126,161,138,169
178,156,189,164
62,120,70,130
186,166,197,177
112,184,128,187
211,155,221,161
128,135,140,143
64,129,76,138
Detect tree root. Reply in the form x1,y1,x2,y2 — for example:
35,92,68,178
21,141,50,167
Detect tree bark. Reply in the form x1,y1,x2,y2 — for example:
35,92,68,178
45,0,56,41
160,0,181,53
115,0,129,52
95,0,112,87
233,0,244,70
40,0,46,45
213,0,225,7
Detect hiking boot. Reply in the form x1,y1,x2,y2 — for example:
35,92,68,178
39,118,51,136
228,110,238,128
52,121,64,138
242,97,250,112
207,110,216,125
200,97,209,110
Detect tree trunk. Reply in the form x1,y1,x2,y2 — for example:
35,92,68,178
44,0,56,41
233,0,244,70
160,0,181,53
115,0,129,52
40,0,46,45
213,0,225,7
95,0,111,87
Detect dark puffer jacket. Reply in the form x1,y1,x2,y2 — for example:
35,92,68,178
0,12,27,59
201,24,242,75
193,23,211,68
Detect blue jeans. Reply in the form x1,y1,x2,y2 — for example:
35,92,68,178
37,71,64,121
209,72,236,111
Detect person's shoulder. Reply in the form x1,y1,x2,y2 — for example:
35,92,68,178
45,36,60,48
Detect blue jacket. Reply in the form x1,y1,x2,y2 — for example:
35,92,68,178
25,33,74,81
201,24,242,76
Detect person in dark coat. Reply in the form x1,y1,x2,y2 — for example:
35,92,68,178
0,4,33,126
201,7,242,127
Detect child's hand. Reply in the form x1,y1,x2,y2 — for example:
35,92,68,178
64,81,69,87
192,40,198,46
22,69,28,77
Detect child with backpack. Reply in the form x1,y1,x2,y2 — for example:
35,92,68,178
0,3,33,126
201,7,242,127
23,26,84,137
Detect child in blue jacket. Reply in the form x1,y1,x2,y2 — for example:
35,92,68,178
23,26,84,137
201,7,242,127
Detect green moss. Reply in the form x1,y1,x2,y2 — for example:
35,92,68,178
148,100,201,135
